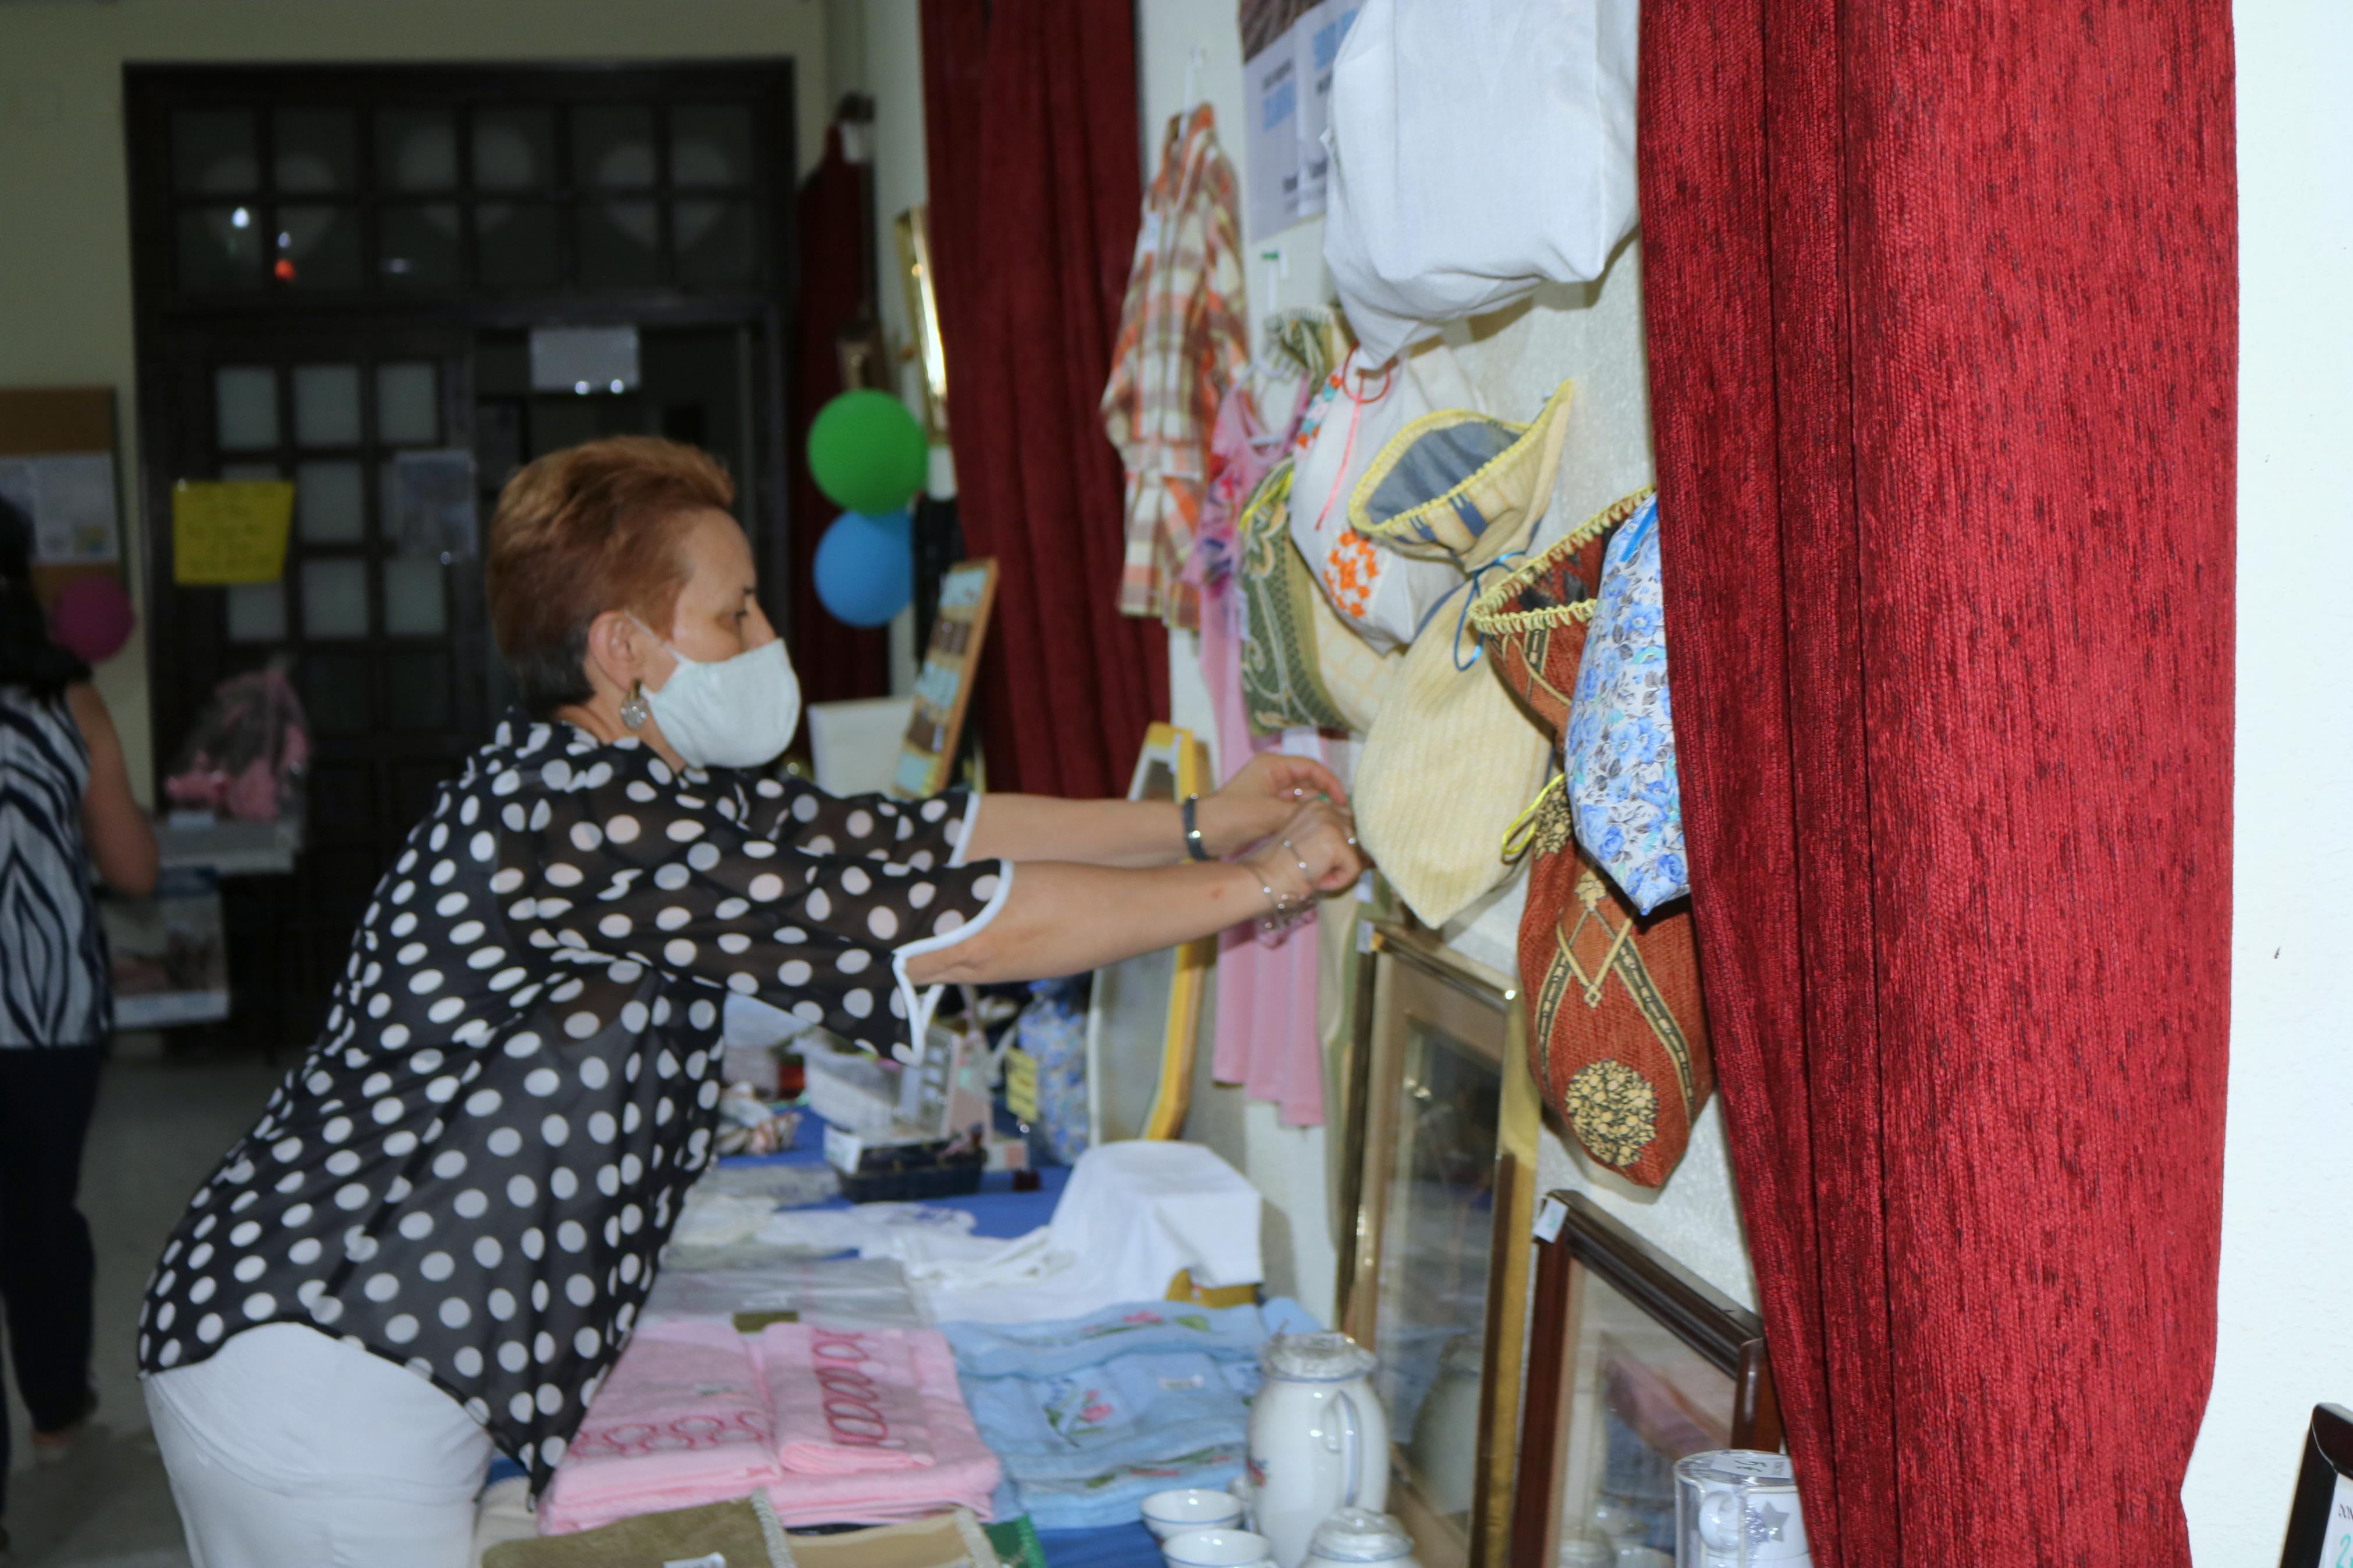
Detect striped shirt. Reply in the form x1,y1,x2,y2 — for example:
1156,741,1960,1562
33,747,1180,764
0,686,109,1047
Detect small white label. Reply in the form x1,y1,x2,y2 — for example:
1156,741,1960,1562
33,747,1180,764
822,1125,864,1174
1534,1195,1569,1243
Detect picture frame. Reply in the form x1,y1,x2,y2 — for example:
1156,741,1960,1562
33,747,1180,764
892,204,949,442
891,557,996,799
1513,1190,1781,1567
2280,1402,2353,1567
1337,916,1542,1568
1083,723,1214,1144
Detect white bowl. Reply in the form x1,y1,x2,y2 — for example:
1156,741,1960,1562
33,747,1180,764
1142,1488,1248,1542
1162,1527,1277,1568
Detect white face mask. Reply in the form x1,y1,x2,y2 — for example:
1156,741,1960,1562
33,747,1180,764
633,622,801,770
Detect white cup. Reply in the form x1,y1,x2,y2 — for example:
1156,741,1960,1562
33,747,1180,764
1163,1527,1278,1568
1143,1488,1248,1542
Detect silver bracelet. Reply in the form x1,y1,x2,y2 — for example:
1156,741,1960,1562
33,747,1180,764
1280,837,1314,885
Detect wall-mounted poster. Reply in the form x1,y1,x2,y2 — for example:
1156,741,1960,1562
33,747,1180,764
891,557,997,799
1238,0,1367,239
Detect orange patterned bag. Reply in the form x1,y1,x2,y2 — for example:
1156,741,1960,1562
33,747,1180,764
1468,491,1713,1187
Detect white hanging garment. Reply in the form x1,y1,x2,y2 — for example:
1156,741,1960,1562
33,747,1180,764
1321,0,1640,365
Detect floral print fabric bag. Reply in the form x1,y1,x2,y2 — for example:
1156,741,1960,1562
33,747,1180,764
1561,495,1690,915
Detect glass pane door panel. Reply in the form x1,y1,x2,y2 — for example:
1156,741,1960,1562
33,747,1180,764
473,108,554,190
277,206,363,290
376,364,439,445
292,364,363,447
219,462,282,482
225,583,287,642
302,653,370,735
580,202,661,286
675,201,754,285
296,461,365,544
386,650,453,730
477,203,563,288
300,558,371,638
180,208,264,292
381,205,462,287
378,108,458,191
173,109,257,193
214,367,279,450
382,558,446,636
273,109,356,191
575,105,655,187
670,105,751,187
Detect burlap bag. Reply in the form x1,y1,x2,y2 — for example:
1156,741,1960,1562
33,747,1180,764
1347,381,1575,928
1467,488,1714,1187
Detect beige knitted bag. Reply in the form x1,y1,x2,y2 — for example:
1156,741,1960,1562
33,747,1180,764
1348,379,1575,927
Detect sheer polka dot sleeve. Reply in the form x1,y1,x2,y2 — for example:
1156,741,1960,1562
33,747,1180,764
752,777,981,868
507,747,1008,1061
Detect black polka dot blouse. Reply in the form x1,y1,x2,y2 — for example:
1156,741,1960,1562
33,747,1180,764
136,714,1009,1492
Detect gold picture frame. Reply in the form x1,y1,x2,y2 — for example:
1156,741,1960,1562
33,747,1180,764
1083,723,1214,1143
893,204,949,443
1338,916,1542,1568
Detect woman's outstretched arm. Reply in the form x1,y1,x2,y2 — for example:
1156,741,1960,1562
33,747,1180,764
962,752,1348,867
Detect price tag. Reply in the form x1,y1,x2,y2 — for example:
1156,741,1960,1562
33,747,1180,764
821,1125,864,1175
1534,1194,1570,1243
1004,1047,1041,1123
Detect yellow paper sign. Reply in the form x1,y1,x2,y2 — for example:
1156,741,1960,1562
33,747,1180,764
1003,1047,1041,1124
172,480,294,585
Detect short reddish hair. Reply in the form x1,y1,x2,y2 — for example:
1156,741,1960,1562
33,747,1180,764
485,437,734,715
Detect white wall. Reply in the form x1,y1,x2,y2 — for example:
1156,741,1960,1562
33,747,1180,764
2183,3,2353,1556
0,0,834,802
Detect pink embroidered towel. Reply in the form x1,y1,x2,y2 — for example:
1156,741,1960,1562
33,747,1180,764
757,1323,935,1474
540,1321,783,1534
762,1329,1002,1527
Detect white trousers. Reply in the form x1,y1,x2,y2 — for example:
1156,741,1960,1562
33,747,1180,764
144,1323,495,1568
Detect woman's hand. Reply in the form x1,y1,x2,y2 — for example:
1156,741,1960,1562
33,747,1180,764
1196,752,1350,859
1240,798,1365,912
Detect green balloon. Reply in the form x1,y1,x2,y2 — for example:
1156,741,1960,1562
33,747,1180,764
807,390,928,514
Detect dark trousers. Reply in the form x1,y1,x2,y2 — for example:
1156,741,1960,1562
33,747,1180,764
0,1044,104,1513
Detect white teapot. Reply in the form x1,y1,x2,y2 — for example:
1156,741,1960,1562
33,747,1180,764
1243,1332,1389,1568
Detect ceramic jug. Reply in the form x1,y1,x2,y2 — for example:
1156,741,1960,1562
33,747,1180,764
1244,1332,1389,1568
1300,1507,1421,1568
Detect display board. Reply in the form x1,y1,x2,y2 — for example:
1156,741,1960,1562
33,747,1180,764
0,386,124,603
892,557,997,798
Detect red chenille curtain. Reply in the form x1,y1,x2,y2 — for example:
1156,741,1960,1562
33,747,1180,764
920,0,1169,798
787,122,890,706
1639,5,2235,1564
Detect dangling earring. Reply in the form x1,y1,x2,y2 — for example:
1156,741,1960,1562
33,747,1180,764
618,680,650,730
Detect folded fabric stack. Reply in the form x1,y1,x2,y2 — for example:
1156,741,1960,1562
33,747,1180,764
540,1322,1000,1535
945,1300,1275,1530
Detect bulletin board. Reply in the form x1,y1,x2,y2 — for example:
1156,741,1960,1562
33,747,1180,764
890,557,998,799
0,387,125,606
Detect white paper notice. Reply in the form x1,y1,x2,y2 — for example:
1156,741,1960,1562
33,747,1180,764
1294,0,1365,215
0,452,120,565
1243,37,1304,240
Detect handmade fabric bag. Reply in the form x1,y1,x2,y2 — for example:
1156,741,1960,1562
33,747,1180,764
1467,489,1713,1188
1561,493,1690,913
1235,460,1400,734
1321,0,1640,365
1346,379,1576,927
1289,344,1483,653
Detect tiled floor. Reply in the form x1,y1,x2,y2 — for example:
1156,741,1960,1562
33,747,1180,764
2,1037,281,1567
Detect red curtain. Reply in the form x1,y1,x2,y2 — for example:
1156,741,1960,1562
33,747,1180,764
786,122,890,706
920,0,1169,799
1640,5,2235,1563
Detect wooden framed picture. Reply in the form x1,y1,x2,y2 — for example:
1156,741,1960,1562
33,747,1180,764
1337,917,1542,1568
1513,1191,1781,1567
1083,723,1213,1143
2280,1403,2353,1567
892,557,996,799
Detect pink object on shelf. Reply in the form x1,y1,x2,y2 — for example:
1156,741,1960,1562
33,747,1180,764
52,575,134,664
759,1323,935,1474
762,1328,1000,1528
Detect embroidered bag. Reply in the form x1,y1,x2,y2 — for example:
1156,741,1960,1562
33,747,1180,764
1234,461,1399,734
1346,379,1575,927
1561,495,1690,913
1467,489,1713,1188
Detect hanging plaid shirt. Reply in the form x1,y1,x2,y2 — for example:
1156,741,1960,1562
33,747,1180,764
1101,105,1253,632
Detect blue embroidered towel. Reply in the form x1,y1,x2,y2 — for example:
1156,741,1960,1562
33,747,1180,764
945,1301,1267,1530
1563,495,1691,913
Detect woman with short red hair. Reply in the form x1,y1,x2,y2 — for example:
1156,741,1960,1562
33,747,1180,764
135,437,1360,1566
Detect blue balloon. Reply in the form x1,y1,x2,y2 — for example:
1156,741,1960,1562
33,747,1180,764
813,509,913,628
